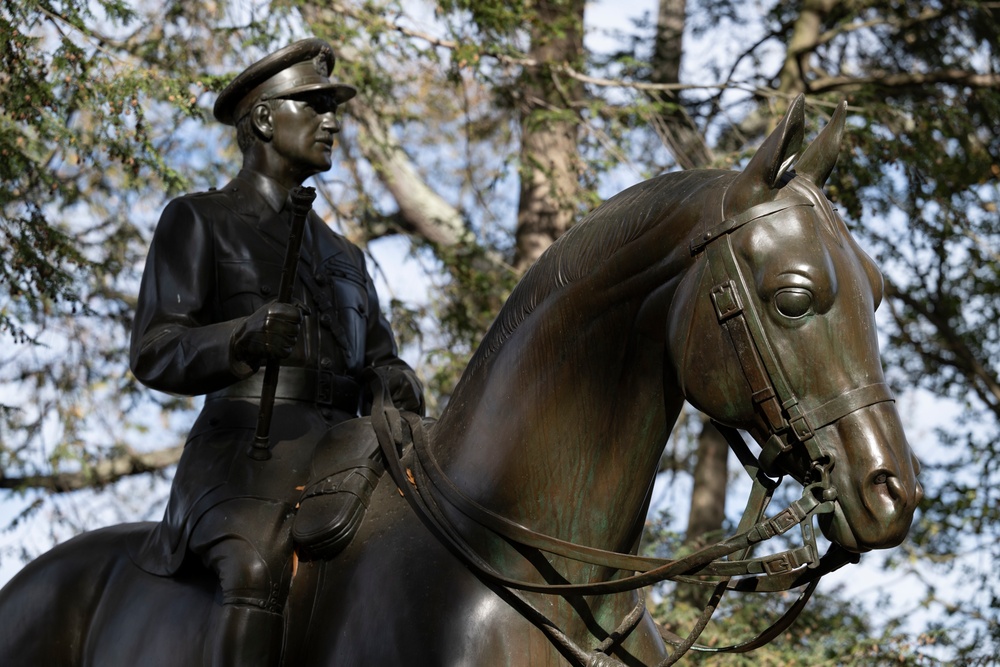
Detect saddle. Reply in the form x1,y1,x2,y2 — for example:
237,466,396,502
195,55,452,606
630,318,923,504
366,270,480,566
292,416,386,561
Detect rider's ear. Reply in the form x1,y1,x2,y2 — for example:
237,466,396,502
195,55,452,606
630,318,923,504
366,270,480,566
251,102,274,141
796,100,848,187
724,94,805,216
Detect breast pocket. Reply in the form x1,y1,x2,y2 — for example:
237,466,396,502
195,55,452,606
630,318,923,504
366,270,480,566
217,260,281,319
323,261,369,372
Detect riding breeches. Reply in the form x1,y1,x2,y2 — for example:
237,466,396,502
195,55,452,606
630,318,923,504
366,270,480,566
189,497,296,613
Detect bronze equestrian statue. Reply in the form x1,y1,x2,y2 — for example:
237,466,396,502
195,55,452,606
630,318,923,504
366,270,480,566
0,46,921,664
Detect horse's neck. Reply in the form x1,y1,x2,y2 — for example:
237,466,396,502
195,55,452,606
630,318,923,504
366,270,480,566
432,206,704,553
432,316,668,551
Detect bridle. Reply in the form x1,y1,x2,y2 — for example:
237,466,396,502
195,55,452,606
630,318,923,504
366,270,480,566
690,191,895,480
365,189,896,666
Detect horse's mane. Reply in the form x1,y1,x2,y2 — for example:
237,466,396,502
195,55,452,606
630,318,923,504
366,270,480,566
471,169,729,370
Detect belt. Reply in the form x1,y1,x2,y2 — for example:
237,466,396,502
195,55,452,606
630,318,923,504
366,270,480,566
208,367,362,413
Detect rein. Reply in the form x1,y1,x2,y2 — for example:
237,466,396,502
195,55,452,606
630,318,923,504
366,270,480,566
367,371,855,667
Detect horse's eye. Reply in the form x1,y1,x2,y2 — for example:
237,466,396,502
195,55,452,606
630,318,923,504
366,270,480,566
774,288,813,319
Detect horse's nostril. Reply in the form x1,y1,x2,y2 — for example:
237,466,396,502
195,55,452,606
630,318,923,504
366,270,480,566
873,472,887,485
885,475,907,504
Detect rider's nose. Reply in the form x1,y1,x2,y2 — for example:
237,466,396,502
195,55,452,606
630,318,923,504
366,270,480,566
320,114,340,134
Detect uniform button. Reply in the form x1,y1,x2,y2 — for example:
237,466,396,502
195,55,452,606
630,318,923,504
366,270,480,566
320,356,332,368
319,314,332,327
261,285,272,295
315,273,327,286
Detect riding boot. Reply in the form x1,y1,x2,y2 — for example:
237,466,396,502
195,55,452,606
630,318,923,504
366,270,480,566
211,604,285,667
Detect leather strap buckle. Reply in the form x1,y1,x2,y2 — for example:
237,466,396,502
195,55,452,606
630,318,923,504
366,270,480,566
711,281,743,321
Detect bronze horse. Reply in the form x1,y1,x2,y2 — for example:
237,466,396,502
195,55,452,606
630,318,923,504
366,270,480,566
0,96,921,666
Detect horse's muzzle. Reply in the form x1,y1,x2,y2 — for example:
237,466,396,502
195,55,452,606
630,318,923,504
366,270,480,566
816,402,922,552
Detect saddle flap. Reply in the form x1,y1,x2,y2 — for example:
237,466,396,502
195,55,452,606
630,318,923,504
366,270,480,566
292,416,384,561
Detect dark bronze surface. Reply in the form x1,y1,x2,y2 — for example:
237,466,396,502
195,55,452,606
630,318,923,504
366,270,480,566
0,92,920,666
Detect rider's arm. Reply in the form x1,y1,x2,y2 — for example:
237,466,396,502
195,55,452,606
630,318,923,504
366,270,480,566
130,196,257,395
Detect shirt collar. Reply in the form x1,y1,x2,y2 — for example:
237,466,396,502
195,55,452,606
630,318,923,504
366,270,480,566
236,168,290,213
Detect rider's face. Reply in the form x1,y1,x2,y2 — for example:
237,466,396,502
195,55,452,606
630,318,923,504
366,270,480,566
268,93,340,177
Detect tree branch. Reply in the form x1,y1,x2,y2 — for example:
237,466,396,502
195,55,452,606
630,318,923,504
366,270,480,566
811,8,945,51
810,69,1000,94
0,445,183,493
349,101,472,247
325,0,743,95
885,280,1000,417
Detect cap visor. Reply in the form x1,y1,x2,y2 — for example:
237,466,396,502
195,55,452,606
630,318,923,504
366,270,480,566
275,82,357,104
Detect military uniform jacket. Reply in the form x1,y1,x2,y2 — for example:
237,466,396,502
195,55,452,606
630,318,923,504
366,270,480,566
129,169,418,575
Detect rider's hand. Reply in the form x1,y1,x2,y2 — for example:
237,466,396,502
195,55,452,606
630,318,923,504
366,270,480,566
232,302,302,368
385,367,425,416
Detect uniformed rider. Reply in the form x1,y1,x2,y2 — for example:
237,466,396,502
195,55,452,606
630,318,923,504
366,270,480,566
129,38,424,667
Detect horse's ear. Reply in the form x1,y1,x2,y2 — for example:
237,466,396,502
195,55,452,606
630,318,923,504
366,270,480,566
724,94,805,215
796,100,847,186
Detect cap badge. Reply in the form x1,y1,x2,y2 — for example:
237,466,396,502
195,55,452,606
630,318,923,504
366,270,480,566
312,53,329,77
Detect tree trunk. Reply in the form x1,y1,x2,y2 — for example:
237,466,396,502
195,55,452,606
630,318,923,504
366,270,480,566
684,418,728,546
778,0,838,97
512,0,586,272
677,417,728,607
650,0,713,169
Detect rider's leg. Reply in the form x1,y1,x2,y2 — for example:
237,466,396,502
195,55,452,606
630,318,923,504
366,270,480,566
190,499,295,667
211,604,285,667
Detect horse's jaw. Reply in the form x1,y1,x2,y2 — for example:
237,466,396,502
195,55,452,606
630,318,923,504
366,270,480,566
817,401,923,552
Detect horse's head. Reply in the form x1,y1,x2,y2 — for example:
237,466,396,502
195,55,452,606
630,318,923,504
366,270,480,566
668,96,922,553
